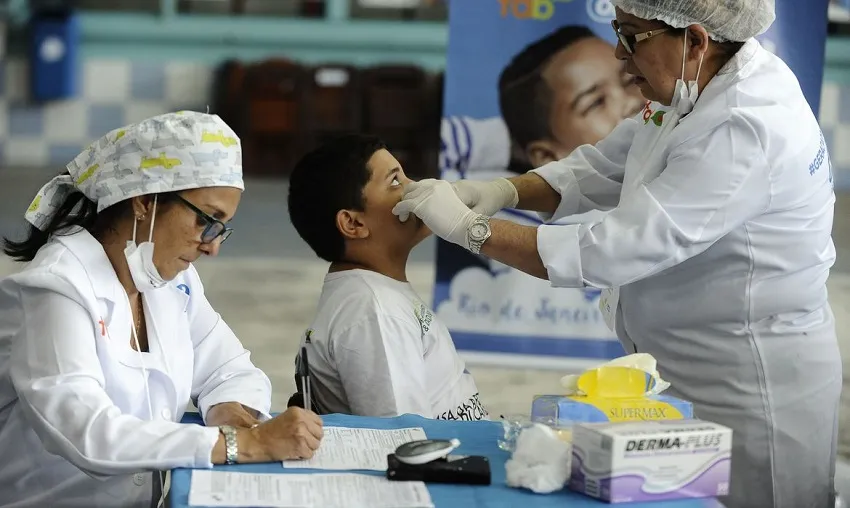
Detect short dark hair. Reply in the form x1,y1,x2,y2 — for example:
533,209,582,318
498,25,597,150
2,174,178,263
288,134,387,263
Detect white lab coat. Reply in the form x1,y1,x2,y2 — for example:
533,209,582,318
531,39,840,508
0,229,272,507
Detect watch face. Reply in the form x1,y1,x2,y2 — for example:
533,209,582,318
470,223,488,240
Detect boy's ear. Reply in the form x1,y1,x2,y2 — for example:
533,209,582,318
526,140,560,168
336,209,370,240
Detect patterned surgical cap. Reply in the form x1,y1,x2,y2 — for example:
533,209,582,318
25,110,244,231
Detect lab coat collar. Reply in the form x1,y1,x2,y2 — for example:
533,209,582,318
53,228,122,304
716,38,761,77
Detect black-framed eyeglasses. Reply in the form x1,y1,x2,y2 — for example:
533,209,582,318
176,195,233,244
611,20,670,55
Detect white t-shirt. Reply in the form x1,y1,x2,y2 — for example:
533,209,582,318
297,269,488,421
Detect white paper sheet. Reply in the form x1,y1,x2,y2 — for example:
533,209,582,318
188,471,434,508
283,426,427,471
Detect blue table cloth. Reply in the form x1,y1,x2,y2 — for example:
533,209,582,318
170,413,725,508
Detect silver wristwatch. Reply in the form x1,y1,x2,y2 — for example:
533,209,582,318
220,425,238,464
467,214,492,254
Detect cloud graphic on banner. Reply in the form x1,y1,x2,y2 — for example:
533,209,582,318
436,266,616,340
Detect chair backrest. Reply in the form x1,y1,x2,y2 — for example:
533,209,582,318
286,391,321,414
242,58,307,136
361,65,429,175
211,59,247,134
290,367,321,413
361,64,427,132
239,58,310,176
304,64,363,150
417,70,444,179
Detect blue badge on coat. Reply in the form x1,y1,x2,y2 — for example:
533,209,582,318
177,284,191,296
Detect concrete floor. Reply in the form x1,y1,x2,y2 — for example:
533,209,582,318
3,168,850,474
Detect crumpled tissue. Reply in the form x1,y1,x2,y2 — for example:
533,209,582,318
560,353,671,398
505,423,572,494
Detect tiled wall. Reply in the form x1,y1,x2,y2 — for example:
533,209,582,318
0,57,212,168
1,56,850,189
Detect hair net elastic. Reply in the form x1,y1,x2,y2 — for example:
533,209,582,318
611,0,775,42
25,111,244,231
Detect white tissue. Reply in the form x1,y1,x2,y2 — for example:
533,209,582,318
505,423,571,494
560,353,671,396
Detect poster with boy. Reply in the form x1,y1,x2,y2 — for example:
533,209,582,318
436,0,830,369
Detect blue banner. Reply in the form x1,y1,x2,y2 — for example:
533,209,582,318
435,0,831,369
759,0,830,116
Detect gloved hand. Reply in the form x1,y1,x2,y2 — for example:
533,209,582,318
393,179,478,250
452,178,519,216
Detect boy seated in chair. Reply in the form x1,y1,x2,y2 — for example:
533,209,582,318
287,134,488,421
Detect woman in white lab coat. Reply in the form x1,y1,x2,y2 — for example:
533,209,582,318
393,1,840,508
0,111,323,508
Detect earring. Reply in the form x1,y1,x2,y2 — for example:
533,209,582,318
137,215,145,221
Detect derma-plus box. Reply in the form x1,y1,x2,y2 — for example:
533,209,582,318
569,420,732,504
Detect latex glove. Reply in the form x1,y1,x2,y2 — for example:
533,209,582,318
393,179,478,250
452,178,519,216
505,423,572,494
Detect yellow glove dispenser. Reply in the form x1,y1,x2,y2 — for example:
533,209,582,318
531,355,692,428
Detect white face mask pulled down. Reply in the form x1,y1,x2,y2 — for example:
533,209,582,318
599,35,705,335
124,195,168,293
669,33,704,120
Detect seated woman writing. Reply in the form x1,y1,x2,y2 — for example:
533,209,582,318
0,111,323,508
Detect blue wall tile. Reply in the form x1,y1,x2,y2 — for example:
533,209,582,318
87,104,126,138
8,103,44,136
130,61,166,101
48,144,85,166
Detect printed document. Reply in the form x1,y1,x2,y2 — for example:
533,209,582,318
188,470,434,508
283,426,427,471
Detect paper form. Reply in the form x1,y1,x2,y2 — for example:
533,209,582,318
188,470,434,508
283,426,427,471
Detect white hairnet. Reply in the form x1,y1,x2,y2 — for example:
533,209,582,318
25,111,244,231
611,0,775,42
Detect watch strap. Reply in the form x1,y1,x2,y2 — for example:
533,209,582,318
220,425,238,464
467,214,491,254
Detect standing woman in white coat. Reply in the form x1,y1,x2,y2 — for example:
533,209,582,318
0,111,323,508
393,1,840,507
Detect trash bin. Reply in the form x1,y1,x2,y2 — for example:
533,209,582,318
30,9,80,101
